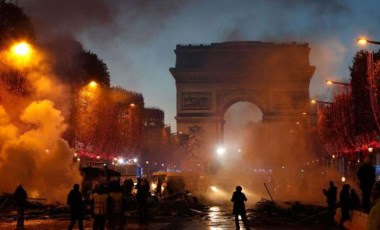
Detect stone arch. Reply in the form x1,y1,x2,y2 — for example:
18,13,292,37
170,41,315,158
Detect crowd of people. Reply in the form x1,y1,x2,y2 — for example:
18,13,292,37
66,177,151,230
322,157,380,230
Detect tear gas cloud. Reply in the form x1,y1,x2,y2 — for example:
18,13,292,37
0,46,81,203
217,102,357,206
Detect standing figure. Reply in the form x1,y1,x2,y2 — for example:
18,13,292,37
67,184,84,230
156,179,163,197
90,185,109,230
350,188,360,211
136,178,150,225
357,157,376,213
339,184,351,230
231,186,250,230
322,181,337,226
368,181,380,230
122,178,134,197
109,182,125,230
13,184,28,229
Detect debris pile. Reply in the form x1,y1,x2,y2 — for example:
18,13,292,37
250,199,326,227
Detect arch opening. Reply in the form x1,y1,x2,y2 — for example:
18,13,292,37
223,102,263,151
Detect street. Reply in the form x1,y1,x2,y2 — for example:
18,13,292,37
0,204,335,230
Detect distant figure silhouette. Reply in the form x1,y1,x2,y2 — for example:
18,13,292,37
136,178,150,225
109,182,125,230
350,188,360,211
67,184,84,230
122,178,134,197
368,181,380,230
13,184,28,228
156,178,163,197
231,185,250,230
90,185,109,230
339,184,351,229
357,157,376,213
323,181,337,226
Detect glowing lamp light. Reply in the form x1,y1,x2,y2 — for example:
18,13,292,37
357,38,368,45
89,81,98,89
96,155,100,160
216,147,226,155
210,186,218,192
368,147,374,153
133,158,138,163
118,158,124,164
341,176,346,182
310,99,317,104
130,103,136,107
326,80,333,85
12,42,30,56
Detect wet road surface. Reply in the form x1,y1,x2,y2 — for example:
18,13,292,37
0,205,336,230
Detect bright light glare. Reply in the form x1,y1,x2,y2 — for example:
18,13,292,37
310,99,316,104
210,186,218,192
89,81,97,89
133,158,138,163
12,42,30,56
326,80,333,85
118,158,124,164
216,147,226,155
357,38,367,45
341,176,346,182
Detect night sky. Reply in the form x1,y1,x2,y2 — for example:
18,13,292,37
19,0,380,130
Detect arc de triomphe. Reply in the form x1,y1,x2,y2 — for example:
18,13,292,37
170,41,315,158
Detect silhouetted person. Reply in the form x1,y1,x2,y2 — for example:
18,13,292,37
350,188,360,211
136,178,150,225
323,181,337,226
109,182,124,230
368,181,380,230
339,184,351,230
67,184,84,230
357,157,376,213
156,178,163,197
122,178,134,197
13,184,27,228
231,186,250,230
90,185,109,230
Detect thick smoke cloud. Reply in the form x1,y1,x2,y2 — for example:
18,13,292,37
0,100,81,202
0,44,81,203
19,0,189,43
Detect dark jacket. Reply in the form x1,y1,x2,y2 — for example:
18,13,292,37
357,163,376,188
67,189,84,215
13,185,27,208
231,191,247,215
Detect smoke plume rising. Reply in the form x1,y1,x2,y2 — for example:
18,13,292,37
0,44,81,203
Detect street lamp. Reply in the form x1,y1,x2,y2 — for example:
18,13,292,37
357,37,380,46
89,81,98,89
11,42,31,56
325,80,350,87
326,80,351,95
216,147,226,156
310,99,333,105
